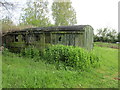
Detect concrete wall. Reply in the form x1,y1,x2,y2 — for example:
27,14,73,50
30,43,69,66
2,26,93,52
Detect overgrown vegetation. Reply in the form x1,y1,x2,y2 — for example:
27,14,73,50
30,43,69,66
2,44,118,88
20,45,100,71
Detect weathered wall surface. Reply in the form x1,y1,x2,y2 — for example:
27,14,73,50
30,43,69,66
2,25,94,52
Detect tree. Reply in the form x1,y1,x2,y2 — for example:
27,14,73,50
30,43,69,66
52,0,77,26
118,32,120,42
95,28,118,43
1,17,14,33
20,0,51,27
0,0,15,13
0,0,17,19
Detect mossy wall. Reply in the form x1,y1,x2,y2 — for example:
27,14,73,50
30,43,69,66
3,26,93,52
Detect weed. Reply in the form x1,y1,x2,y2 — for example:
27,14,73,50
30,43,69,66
20,45,100,71
2,43,118,88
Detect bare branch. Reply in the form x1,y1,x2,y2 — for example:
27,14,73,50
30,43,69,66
0,0,15,12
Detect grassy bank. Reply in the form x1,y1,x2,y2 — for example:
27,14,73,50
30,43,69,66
2,46,118,88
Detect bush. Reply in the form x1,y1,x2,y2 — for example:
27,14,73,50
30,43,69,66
20,46,40,59
19,45,100,71
2,48,12,56
43,45,100,70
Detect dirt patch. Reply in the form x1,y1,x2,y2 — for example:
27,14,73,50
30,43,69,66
113,78,120,80
97,45,118,49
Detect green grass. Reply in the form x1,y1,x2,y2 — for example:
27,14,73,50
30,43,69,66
2,45,118,88
0,52,2,89
94,42,118,49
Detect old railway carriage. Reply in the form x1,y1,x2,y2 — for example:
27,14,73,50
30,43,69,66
3,25,94,52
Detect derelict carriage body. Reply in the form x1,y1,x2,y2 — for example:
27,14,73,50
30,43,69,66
2,25,94,52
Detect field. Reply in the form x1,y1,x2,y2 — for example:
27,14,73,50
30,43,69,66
95,42,118,49
2,42,118,88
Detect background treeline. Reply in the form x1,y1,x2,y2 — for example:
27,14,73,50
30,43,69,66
94,28,119,43
1,0,119,43
1,0,77,34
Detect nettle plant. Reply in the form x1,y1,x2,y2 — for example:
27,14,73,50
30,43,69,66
20,45,100,71
43,45,100,70
20,46,40,58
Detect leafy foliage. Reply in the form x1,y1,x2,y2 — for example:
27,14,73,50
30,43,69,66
2,17,13,31
52,0,77,26
20,0,51,27
94,28,118,43
43,45,100,70
2,44,118,88
1,17,17,33
20,47,39,58
20,45,100,71
1,17,35,34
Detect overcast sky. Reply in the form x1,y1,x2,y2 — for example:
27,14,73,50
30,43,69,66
5,0,119,33
71,0,119,33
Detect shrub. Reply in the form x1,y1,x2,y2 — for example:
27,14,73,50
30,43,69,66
19,45,100,71
2,48,11,55
20,46,40,59
43,45,100,70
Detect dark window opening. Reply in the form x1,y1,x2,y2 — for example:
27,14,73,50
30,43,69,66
35,35,40,41
15,35,18,42
59,37,61,41
22,35,26,41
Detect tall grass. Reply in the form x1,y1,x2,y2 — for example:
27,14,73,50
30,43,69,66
2,45,118,88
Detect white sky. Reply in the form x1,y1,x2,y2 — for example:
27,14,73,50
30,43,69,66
4,0,119,33
71,0,119,33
